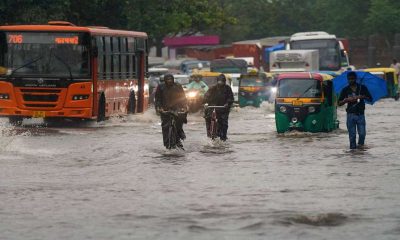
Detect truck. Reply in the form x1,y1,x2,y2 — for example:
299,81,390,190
269,50,319,73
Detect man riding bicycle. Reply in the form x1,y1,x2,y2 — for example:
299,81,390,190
203,74,234,141
155,74,188,149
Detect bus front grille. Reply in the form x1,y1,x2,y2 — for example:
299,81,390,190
23,94,59,102
25,104,57,108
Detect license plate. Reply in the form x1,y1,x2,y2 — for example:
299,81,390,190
32,111,46,118
292,100,303,106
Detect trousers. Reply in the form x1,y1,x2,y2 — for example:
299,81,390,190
346,113,366,149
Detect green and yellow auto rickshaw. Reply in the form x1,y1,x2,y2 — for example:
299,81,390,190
238,71,271,107
363,68,399,101
274,72,339,133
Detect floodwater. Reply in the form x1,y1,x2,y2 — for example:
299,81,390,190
1,100,400,240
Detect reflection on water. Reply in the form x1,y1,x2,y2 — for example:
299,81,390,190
1,99,400,239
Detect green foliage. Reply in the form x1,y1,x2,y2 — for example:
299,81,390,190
365,0,400,37
0,0,399,46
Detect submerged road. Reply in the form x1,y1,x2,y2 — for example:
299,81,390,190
1,100,400,240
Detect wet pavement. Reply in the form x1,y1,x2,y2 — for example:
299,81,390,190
1,100,400,240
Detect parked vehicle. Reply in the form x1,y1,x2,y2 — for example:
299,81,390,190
274,72,339,133
238,71,271,107
363,68,399,101
270,50,319,73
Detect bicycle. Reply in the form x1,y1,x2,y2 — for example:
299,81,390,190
204,104,226,140
160,109,187,149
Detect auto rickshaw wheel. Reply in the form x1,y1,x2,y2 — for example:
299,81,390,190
395,93,399,101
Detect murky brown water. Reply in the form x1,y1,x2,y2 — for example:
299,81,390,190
1,100,400,240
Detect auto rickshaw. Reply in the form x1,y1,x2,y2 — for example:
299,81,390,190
238,71,271,107
363,68,399,101
274,72,339,133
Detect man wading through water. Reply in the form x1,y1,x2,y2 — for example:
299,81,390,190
338,71,372,150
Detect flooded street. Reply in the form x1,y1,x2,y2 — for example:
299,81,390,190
1,100,400,240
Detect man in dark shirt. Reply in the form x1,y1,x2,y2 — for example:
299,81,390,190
338,71,372,150
203,74,234,141
155,74,187,149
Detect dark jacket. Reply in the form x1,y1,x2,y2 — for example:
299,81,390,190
338,83,372,114
155,83,187,110
204,84,234,109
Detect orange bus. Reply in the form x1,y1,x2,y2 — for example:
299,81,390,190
0,21,149,125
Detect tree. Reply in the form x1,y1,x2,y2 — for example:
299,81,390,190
365,0,400,44
125,0,236,56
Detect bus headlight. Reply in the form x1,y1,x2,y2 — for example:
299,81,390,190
308,106,316,113
0,93,10,99
279,106,287,113
72,95,89,100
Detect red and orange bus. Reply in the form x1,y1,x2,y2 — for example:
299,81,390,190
0,21,149,125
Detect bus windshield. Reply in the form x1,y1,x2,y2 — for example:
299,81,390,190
0,32,90,78
290,39,340,71
278,79,322,98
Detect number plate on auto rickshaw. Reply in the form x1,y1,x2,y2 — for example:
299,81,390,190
33,111,46,118
292,100,303,106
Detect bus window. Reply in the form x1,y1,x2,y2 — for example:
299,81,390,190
127,38,135,78
120,37,127,79
104,36,112,80
112,37,120,79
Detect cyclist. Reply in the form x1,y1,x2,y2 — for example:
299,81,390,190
203,74,234,141
186,74,209,96
155,74,188,149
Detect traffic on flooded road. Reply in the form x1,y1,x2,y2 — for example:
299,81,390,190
1,99,400,240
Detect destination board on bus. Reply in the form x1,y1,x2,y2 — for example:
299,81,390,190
6,32,81,45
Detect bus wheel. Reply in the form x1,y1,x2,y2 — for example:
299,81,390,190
97,95,106,122
127,91,136,114
44,117,62,126
9,116,23,126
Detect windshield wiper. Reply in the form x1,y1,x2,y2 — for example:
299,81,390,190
51,52,74,81
7,55,45,79
299,84,316,97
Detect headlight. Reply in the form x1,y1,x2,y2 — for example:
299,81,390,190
0,93,10,99
72,95,89,100
308,106,316,113
187,91,197,98
271,87,277,93
279,106,287,113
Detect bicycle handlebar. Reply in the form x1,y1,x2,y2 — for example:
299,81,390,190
204,105,226,109
160,110,187,115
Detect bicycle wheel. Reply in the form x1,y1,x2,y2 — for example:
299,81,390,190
167,117,177,149
210,119,218,140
